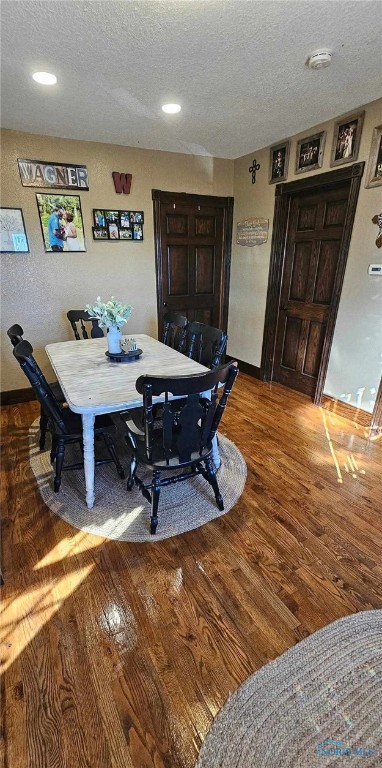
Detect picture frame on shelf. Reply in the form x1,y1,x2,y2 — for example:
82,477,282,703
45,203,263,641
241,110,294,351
36,193,86,252
296,131,326,174
365,124,382,188
92,209,144,241
330,111,364,167
269,141,290,183
0,207,29,253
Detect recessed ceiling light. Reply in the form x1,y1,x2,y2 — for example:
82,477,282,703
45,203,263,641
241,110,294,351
162,103,181,114
32,71,57,85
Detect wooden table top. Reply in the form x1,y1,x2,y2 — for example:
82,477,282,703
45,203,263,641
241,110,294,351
46,334,209,415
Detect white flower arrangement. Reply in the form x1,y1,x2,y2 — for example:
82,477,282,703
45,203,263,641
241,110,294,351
85,296,133,329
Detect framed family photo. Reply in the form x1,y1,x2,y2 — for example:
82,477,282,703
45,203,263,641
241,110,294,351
296,131,326,174
36,193,86,252
269,141,290,183
365,124,382,188
330,111,364,167
0,207,29,253
92,227,108,240
92,209,144,240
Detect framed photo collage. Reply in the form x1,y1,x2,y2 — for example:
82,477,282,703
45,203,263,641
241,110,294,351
92,209,144,241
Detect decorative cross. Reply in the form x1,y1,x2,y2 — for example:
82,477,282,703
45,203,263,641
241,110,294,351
372,213,382,248
249,159,260,184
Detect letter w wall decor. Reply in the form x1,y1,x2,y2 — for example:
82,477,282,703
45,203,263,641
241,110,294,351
112,172,132,194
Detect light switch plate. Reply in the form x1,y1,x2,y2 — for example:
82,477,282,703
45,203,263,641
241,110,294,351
368,264,382,275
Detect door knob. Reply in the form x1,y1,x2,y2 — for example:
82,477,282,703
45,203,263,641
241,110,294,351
163,301,168,307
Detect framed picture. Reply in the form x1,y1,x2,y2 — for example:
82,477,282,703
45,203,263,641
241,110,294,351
119,228,133,240
269,141,290,183
365,124,382,188
296,131,326,174
92,227,108,240
91,209,144,240
120,211,132,228
133,223,143,240
93,209,106,227
105,210,119,223
108,222,119,239
330,111,364,167
36,194,86,252
0,207,29,253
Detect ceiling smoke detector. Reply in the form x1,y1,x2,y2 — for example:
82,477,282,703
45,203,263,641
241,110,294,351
307,50,332,70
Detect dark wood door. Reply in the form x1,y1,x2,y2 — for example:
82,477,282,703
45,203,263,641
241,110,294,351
273,182,351,397
152,191,233,338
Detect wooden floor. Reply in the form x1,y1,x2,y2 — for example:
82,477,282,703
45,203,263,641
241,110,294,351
1,374,382,768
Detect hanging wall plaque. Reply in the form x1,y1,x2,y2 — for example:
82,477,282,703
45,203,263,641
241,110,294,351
18,159,89,189
236,217,269,246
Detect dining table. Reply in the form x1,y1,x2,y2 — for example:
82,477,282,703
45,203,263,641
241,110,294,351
45,334,216,509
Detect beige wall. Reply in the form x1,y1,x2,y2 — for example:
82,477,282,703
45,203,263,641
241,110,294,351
228,98,382,413
0,130,233,391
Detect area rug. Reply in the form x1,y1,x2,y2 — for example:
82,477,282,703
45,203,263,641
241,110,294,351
196,610,382,768
29,420,247,541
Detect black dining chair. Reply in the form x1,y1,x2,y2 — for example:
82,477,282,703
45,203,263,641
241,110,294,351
67,310,104,341
162,311,188,352
13,340,125,492
121,361,238,534
7,324,65,449
185,321,227,369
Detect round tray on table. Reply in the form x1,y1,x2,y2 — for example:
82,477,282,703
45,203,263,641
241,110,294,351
105,348,142,362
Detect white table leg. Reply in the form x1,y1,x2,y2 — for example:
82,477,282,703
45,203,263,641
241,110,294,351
201,388,221,469
212,435,221,470
82,412,95,508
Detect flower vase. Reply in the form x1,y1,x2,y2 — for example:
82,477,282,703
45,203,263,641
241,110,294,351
107,326,122,354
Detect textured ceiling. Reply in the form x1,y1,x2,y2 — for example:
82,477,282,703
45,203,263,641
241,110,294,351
1,0,382,159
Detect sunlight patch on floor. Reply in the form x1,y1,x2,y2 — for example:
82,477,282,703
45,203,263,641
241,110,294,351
320,408,343,484
0,565,94,672
33,530,105,570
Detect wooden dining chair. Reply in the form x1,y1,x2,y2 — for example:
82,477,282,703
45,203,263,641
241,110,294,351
162,311,188,352
7,324,65,449
185,321,227,369
13,340,125,492
67,310,104,340
121,361,238,534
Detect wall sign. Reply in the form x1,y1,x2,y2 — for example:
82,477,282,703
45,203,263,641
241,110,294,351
112,172,132,194
18,158,89,189
236,217,269,247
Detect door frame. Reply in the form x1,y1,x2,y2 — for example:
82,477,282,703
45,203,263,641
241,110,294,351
152,189,234,339
260,162,364,404
370,376,382,435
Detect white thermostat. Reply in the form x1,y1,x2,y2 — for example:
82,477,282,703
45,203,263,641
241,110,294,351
368,264,382,275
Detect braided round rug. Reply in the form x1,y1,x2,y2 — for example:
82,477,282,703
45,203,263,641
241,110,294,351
196,610,382,768
29,420,247,541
